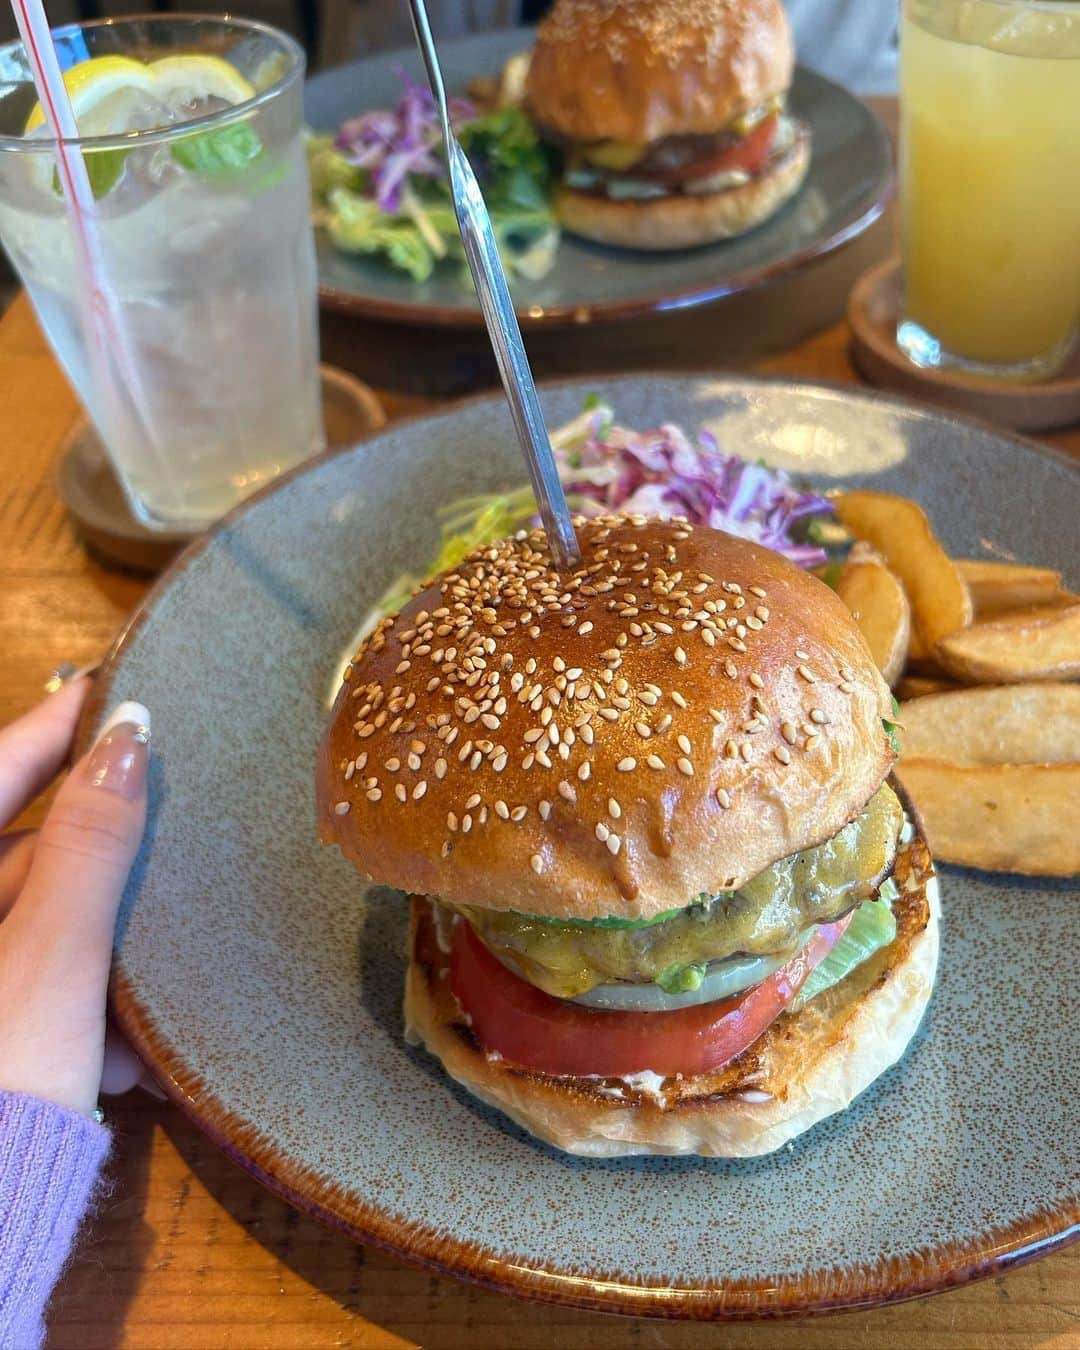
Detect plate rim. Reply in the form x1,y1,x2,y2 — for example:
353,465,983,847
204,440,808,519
309,50,894,330
86,373,1080,1319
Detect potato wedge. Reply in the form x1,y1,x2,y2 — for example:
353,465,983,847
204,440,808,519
895,674,963,701
899,683,1080,764
894,760,1080,876
833,553,911,686
957,558,1061,617
833,491,972,649
935,604,1080,683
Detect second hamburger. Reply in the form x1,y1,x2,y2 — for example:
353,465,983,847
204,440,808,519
524,0,811,249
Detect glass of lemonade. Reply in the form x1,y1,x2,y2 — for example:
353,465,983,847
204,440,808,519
898,0,1080,381
0,16,324,531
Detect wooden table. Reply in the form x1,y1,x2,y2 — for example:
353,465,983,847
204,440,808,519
3,164,1078,1349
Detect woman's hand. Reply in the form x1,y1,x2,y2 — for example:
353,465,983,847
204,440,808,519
0,679,150,1117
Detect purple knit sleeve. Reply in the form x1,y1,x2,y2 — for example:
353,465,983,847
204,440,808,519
0,1091,110,1350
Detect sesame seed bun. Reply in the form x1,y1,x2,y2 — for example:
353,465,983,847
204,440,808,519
555,128,810,251
317,517,895,922
525,0,795,145
403,824,938,1158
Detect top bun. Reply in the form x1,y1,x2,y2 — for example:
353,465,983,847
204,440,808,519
525,0,795,145
317,517,895,922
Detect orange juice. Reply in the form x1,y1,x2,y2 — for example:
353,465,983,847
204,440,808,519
900,0,1080,375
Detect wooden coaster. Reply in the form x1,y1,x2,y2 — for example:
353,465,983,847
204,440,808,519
57,365,387,574
848,256,1080,432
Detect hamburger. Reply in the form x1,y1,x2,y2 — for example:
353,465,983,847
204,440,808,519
317,516,938,1157
524,0,811,250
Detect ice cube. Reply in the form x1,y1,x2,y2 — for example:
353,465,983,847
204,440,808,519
79,88,175,138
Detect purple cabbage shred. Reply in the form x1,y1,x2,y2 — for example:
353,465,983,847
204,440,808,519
558,418,832,567
333,70,474,212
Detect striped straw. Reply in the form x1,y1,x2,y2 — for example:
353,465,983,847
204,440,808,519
10,0,165,495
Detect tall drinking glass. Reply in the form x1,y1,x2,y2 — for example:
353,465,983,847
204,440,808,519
0,16,324,530
898,0,1080,381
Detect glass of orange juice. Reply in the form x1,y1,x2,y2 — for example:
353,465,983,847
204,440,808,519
898,0,1080,381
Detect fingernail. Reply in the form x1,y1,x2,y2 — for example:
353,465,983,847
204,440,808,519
87,701,151,800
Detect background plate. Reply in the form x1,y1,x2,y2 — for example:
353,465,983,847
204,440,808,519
92,377,1079,1319
305,31,892,327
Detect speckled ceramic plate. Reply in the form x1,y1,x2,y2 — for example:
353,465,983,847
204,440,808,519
88,376,1079,1319
305,31,891,328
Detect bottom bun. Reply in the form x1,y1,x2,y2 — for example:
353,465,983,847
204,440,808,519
555,124,811,251
404,828,938,1158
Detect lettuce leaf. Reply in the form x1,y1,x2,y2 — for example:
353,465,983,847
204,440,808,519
324,188,438,282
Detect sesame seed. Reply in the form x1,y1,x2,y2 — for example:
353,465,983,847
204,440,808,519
558,780,577,803
579,621,593,635
677,734,692,755
413,782,427,800
366,788,382,802
465,793,481,810
716,788,732,809
617,757,637,772
578,762,591,781
441,840,452,859
675,647,687,666
709,708,724,724
797,665,816,684
677,758,694,777
606,833,622,856
462,813,472,833
748,672,764,690
775,746,792,765
781,721,798,745
385,757,401,772
810,708,829,724
407,753,421,771
702,629,716,647
646,754,665,770
447,812,458,832
334,801,350,815
530,853,544,875
724,660,738,679
495,800,510,819
608,798,622,819
595,822,610,843
599,708,619,721
539,799,552,821
344,762,356,782
672,690,688,709
796,649,810,661
635,721,652,738
395,784,407,803
511,805,528,822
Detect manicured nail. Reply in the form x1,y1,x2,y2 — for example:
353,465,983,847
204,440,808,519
87,702,151,800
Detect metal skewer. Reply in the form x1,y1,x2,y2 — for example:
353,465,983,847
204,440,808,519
406,0,582,572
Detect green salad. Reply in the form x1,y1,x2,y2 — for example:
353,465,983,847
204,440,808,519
308,74,558,284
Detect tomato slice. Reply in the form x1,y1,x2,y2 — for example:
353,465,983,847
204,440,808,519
643,115,779,187
449,910,850,1079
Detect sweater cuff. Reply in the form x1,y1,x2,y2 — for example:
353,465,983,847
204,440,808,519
0,1091,110,1350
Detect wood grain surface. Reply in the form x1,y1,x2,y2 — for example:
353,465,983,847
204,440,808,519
1,97,1077,1349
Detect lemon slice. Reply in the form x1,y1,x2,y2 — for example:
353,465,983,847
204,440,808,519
147,55,255,111
23,53,254,135
23,55,157,133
